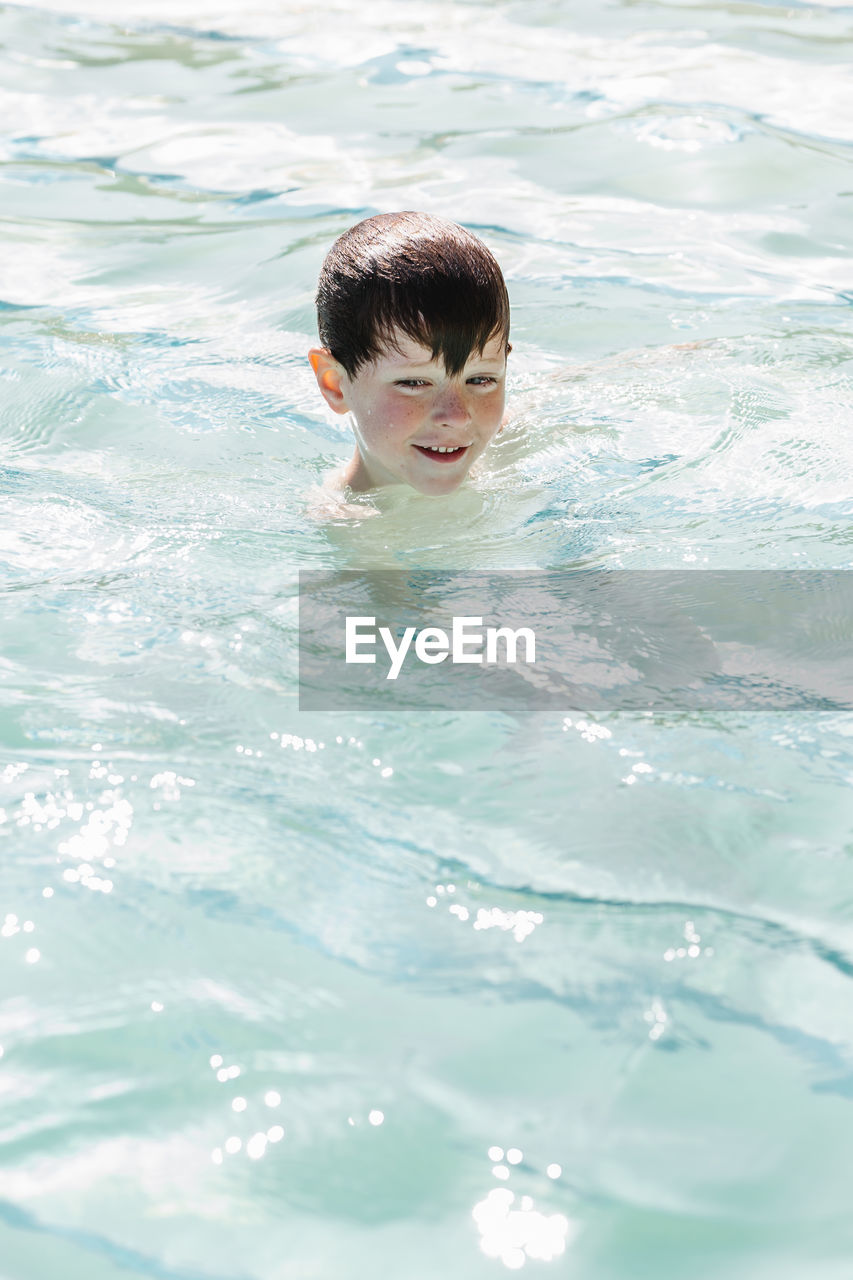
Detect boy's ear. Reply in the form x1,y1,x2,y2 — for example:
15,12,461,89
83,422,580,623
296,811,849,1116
309,347,350,415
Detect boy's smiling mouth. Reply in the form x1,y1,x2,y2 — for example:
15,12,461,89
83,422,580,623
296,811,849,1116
413,443,470,462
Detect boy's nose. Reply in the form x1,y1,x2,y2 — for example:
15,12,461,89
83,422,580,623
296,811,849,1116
432,385,471,426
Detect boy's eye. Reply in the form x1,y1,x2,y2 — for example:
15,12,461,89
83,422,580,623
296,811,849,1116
393,375,499,389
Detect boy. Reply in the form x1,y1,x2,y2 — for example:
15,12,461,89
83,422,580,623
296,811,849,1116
309,211,511,498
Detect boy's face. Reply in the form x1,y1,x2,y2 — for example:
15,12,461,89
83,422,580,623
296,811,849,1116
310,329,508,496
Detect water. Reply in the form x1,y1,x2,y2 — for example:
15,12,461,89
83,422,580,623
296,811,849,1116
2,0,853,1275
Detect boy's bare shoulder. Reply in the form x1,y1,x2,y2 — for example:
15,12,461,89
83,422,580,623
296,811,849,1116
305,466,381,522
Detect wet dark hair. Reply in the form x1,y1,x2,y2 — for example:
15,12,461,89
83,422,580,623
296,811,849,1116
315,211,510,377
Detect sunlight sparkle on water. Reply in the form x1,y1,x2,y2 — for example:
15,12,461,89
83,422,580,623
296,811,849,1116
473,1188,574,1269
432,892,543,940
562,718,612,743
474,907,543,943
644,999,668,1041
246,1132,267,1160
663,920,714,963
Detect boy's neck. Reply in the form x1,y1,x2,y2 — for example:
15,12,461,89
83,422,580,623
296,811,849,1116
342,447,375,493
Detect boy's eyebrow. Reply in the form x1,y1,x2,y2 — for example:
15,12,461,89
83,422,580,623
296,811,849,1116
385,350,507,370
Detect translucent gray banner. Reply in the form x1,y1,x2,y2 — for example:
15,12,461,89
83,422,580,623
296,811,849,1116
298,571,853,713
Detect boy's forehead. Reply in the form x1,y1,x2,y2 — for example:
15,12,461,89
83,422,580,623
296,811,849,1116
376,330,506,367
378,335,435,365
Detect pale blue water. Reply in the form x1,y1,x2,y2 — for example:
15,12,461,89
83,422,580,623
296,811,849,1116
2,1,853,1276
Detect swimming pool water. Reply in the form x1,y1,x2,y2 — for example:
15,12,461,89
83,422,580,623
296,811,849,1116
2,1,853,1276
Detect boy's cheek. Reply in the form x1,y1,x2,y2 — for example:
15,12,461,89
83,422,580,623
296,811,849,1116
377,405,421,438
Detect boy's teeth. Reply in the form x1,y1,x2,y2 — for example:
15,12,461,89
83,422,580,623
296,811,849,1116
425,445,461,453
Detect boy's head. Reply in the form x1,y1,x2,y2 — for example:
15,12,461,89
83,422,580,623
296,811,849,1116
309,212,510,496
